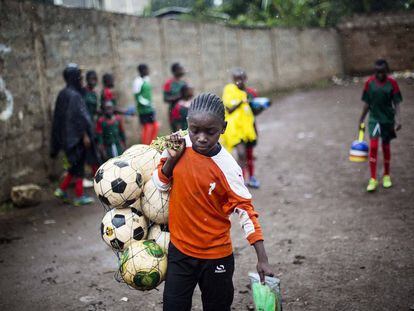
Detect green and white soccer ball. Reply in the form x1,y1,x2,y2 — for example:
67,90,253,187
101,207,148,251
141,179,169,224
122,144,161,183
94,157,144,208
148,224,170,254
119,240,167,291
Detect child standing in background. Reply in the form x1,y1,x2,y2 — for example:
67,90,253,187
170,84,194,130
133,64,159,145
96,101,126,160
83,70,100,185
359,59,402,192
101,73,117,109
245,74,262,189
221,68,257,186
84,70,99,122
153,93,273,311
163,62,187,131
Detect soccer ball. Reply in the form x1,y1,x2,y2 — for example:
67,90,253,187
141,179,169,224
119,240,167,291
94,158,144,208
122,144,161,183
148,224,170,254
128,196,143,213
123,144,152,156
101,207,148,251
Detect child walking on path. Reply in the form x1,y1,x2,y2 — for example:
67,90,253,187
359,59,403,192
51,64,95,206
153,93,274,311
221,68,258,186
96,101,126,160
133,64,159,145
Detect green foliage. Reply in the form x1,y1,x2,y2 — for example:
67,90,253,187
222,0,414,27
147,0,414,27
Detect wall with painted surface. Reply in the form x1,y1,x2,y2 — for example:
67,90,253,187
0,1,343,201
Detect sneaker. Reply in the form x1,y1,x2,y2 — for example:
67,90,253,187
73,195,94,206
54,188,69,203
83,178,94,188
366,178,378,192
247,176,261,189
382,175,392,188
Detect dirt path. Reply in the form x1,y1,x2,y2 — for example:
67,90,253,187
0,82,413,311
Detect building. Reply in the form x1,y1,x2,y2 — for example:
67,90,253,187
53,0,149,15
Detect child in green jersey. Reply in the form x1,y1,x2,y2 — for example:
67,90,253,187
133,64,159,145
84,70,99,122
359,59,403,192
96,101,126,160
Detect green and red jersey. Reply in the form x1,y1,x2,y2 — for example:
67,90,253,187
83,86,98,121
96,115,125,158
362,75,402,125
101,87,117,108
163,78,186,107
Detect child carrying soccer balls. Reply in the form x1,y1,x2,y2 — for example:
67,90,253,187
359,59,402,192
153,93,274,311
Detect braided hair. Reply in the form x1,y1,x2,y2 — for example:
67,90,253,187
188,93,225,122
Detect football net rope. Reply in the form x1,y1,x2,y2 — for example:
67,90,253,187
97,146,169,289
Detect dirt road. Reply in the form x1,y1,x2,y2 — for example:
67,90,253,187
0,81,413,311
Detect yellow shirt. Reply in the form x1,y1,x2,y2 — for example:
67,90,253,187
221,83,256,151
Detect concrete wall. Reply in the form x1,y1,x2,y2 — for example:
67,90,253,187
0,1,343,201
338,12,414,74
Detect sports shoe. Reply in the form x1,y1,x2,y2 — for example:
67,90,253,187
73,195,94,206
366,178,378,192
54,188,69,203
83,178,94,188
247,176,261,189
382,175,392,188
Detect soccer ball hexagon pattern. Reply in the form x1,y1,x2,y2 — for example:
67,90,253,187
101,207,148,251
119,240,167,291
94,157,144,208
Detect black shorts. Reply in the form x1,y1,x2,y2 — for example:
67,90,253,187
65,143,86,177
163,243,234,311
139,112,156,125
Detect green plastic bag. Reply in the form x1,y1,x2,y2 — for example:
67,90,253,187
249,272,282,311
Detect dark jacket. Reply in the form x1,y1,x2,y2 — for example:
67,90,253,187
50,72,94,157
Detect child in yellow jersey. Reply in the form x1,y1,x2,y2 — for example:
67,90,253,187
153,93,274,311
221,68,257,183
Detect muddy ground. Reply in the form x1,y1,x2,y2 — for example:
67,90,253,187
0,81,413,311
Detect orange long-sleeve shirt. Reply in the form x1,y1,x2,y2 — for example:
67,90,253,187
152,135,263,259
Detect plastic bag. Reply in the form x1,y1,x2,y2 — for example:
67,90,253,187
249,272,282,311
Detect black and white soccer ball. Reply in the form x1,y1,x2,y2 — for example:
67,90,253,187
122,144,161,183
101,207,148,251
141,179,169,224
148,224,170,254
94,157,144,208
